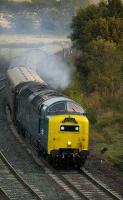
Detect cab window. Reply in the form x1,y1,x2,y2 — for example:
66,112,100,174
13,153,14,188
67,102,84,114
48,102,65,114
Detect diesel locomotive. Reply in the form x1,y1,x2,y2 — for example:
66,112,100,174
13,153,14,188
6,67,89,168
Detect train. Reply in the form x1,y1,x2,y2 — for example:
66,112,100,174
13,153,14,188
6,66,89,168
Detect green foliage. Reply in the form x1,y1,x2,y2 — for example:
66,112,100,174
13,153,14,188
75,39,123,95
70,0,123,95
69,0,123,170
107,0,123,17
71,0,123,49
83,17,123,44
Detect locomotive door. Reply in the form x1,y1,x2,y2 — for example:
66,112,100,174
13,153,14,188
38,104,46,150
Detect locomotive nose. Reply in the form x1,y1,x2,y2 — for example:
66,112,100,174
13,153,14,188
47,114,89,154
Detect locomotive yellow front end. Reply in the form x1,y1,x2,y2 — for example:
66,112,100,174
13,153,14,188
47,101,89,168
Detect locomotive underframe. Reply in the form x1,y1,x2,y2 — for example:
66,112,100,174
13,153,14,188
49,148,89,168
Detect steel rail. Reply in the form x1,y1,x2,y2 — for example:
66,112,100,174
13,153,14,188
54,172,90,200
81,168,122,200
0,187,11,200
0,151,43,200
5,107,86,200
6,106,123,200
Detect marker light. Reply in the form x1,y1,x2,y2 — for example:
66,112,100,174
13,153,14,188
67,141,72,146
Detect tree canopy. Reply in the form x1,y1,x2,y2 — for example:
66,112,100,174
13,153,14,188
71,0,123,50
70,0,123,94
69,0,123,169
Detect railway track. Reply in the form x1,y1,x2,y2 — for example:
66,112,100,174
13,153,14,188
6,106,123,200
0,151,44,200
5,106,84,200
0,84,123,200
0,88,81,200
57,169,123,200
0,187,10,200
0,76,6,91
82,168,122,199
84,157,123,198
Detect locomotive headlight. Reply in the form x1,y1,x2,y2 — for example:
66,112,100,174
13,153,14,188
75,126,79,131
67,141,72,146
61,126,64,130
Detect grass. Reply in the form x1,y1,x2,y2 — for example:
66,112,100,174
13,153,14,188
64,70,123,171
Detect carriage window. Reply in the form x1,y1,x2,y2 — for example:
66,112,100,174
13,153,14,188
48,103,65,114
67,102,84,114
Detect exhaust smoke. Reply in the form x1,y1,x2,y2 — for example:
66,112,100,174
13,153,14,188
10,47,71,89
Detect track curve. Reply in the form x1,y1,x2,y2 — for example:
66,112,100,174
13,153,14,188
0,151,44,200
0,79,123,200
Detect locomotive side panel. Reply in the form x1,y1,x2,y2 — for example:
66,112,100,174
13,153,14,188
37,116,49,153
16,95,39,142
16,94,49,152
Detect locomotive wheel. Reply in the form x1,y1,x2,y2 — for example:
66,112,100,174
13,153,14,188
52,158,60,169
48,155,53,165
74,163,81,170
74,156,81,170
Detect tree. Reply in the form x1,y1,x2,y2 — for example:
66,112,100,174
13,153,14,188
70,0,123,170
83,17,123,44
107,0,123,17
71,0,123,50
75,39,122,94
70,0,123,95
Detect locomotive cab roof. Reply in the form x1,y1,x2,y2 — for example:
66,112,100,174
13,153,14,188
43,97,85,116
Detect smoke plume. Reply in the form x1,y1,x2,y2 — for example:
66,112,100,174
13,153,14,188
10,47,71,89
0,4,71,89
